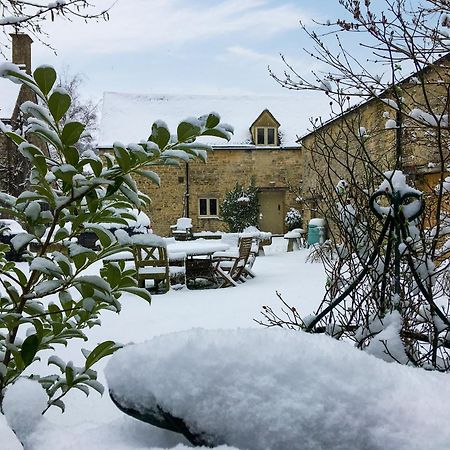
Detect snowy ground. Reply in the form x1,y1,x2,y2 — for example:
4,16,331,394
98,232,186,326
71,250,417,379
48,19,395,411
2,238,326,450
5,238,450,449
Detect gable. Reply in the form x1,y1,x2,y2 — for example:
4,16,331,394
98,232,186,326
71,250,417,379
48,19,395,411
250,109,281,129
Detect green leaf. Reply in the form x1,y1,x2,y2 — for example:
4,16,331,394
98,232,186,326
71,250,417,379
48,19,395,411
4,131,26,146
103,262,121,288
12,267,28,286
48,303,63,322
83,225,114,248
62,122,85,146
63,146,80,166
32,319,44,341
83,379,104,395
121,286,152,304
48,90,71,122
29,126,62,150
52,399,65,413
48,355,66,372
201,128,231,141
54,227,69,242
206,112,220,128
149,122,170,149
177,120,201,142
136,169,160,186
11,350,25,371
59,291,73,309
34,155,48,176
21,334,40,366
113,143,131,171
86,158,102,177
18,143,45,160
73,384,90,396
58,329,87,341
33,66,57,96
85,340,121,369
52,321,64,335
65,363,74,386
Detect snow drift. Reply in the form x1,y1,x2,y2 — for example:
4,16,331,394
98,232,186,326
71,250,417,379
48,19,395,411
106,327,450,450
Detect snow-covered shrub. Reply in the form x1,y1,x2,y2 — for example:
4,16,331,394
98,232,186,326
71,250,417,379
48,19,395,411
284,207,302,231
0,62,232,413
220,181,259,232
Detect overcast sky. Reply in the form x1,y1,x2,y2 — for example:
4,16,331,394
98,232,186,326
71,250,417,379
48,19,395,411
2,0,354,134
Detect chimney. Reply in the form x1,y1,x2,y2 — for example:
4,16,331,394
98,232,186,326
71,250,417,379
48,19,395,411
10,33,33,74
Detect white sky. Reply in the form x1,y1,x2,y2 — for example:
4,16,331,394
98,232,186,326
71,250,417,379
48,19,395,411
0,0,358,135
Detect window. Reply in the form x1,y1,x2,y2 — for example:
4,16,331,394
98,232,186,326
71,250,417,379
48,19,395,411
267,128,275,145
199,198,218,217
257,128,265,145
255,127,277,146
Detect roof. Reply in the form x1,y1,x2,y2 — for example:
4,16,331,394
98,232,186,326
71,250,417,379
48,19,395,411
99,92,305,148
0,78,21,120
299,52,450,142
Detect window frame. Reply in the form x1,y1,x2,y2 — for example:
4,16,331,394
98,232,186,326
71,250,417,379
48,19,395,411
255,126,277,146
198,197,219,218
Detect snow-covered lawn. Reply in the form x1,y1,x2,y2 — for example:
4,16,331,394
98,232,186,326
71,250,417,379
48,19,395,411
2,239,326,450
4,238,450,449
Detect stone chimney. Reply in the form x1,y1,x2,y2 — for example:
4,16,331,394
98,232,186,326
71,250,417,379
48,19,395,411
10,33,33,74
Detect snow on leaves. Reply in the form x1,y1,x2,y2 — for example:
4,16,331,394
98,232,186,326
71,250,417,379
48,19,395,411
0,62,232,413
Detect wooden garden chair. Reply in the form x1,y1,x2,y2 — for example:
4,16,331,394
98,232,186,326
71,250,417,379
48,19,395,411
212,236,253,287
132,244,170,293
241,236,260,279
170,217,193,241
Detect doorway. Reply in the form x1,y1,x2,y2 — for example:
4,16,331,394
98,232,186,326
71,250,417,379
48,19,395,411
258,190,285,234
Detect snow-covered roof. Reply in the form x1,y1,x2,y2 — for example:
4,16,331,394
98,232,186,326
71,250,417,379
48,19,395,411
99,92,304,148
0,78,20,120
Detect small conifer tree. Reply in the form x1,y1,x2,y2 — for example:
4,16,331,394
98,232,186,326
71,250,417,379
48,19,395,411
220,182,260,232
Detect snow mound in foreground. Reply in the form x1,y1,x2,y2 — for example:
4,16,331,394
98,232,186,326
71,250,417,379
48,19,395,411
3,378,48,441
106,327,450,450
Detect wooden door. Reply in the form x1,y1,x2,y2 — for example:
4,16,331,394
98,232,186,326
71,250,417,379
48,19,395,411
258,191,285,234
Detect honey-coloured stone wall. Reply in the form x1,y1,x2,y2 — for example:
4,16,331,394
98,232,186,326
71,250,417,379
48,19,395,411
136,147,302,236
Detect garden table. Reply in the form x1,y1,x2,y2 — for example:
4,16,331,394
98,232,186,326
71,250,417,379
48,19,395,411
166,239,230,287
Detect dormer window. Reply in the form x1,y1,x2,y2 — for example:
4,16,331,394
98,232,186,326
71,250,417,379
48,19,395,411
256,127,277,145
251,109,280,147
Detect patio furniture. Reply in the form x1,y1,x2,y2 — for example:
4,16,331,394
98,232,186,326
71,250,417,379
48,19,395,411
170,217,193,241
168,251,187,285
241,236,260,279
166,239,231,289
185,256,218,288
212,236,253,287
77,231,100,249
284,228,306,252
258,234,272,255
133,244,170,293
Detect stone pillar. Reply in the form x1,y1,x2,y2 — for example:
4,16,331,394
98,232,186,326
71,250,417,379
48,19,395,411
10,33,33,74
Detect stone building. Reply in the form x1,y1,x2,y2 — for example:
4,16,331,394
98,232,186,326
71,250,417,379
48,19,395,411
99,93,304,236
297,55,450,224
0,33,35,197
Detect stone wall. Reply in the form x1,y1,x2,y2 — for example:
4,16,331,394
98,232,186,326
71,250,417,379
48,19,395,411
135,147,302,236
298,59,450,226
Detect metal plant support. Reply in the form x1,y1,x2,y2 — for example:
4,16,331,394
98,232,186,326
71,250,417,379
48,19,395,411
305,186,431,332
